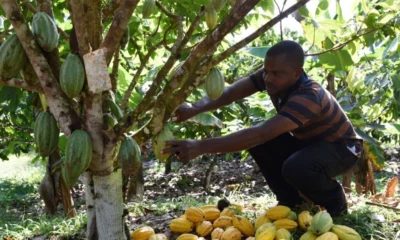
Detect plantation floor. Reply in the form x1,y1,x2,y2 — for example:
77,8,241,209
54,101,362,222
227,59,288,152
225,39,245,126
0,149,399,239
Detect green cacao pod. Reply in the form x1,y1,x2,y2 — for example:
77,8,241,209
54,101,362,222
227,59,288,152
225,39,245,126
106,99,123,120
118,136,142,176
287,211,297,221
62,130,93,188
205,8,218,29
215,0,227,11
168,62,186,88
103,113,117,128
205,67,225,100
309,211,333,236
300,231,318,240
31,12,59,52
21,61,39,86
34,111,60,157
331,225,361,240
152,125,174,162
275,228,293,240
60,54,85,99
142,0,156,18
0,34,27,79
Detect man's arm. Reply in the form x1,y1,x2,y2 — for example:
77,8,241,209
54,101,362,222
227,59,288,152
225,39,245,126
163,114,299,163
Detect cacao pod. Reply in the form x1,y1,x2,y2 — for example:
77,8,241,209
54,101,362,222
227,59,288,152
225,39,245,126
300,231,318,240
170,218,193,233
309,211,333,236
176,234,198,240
298,211,313,230
315,232,338,240
185,207,205,223
255,212,271,230
202,207,220,221
232,215,255,236
21,61,39,86
246,237,256,240
220,208,236,217
275,228,292,240
148,233,167,240
60,54,85,99
118,136,142,176
103,113,117,128
200,204,216,209
34,111,60,157
107,99,123,120
130,226,155,240
168,61,186,88
205,8,218,29
214,0,227,11
62,130,93,188
211,228,224,239
255,223,276,240
230,203,243,213
331,225,361,240
267,206,291,220
196,221,213,237
273,218,298,231
221,226,241,240
213,216,233,228
287,211,297,221
31,12,59,52
205,67,225,100
0,34,27,79
142,0,156,18
152,125,174,162
179,214,188,220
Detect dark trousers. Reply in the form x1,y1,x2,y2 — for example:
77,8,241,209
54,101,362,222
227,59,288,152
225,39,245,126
248,133,358,216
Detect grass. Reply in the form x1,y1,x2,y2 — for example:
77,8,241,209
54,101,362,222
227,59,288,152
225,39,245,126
0,152,399,239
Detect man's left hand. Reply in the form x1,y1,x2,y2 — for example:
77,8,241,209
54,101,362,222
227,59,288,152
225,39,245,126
162,139,203,163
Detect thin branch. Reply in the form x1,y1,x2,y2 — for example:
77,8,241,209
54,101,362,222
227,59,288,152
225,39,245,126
130,38,144,63
101,0,120,24
162,23,176,51
100,0,140,65
178,5,206,52
20,0,70,40
155,1,178,20
304,20,316,54
68,0,90,55
150,14,163,38
121,40,164,110
110,45,120,93
211,0,310,67
0,78,43,93
273,0,283,41
366,201,400,211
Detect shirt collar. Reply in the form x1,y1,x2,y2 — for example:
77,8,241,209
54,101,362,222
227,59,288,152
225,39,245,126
280,72,308,102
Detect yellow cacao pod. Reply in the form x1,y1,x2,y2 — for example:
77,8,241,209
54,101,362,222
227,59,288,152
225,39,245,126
315,232,338,240
148,234,167,240
255,224,276,240
309,211,333,236
275,228,292,240
213,216,233,228
205,8,218,29
185,207,206,223
211,227,224,239
267,206,291,220
331,225,361,240
298,211,313,230
287,211,297,221
273,218,298,231
179,214,188,220
130,226,155,240
221,226,242,240
255,212,271,230
176,234,198,240
232,215,255,236
196,221,213,237
170,218,193,233
220,208,236,217
230,203,244,213
246,237,255,240
300,231,318,240
201,205,217,209
203,207,220,222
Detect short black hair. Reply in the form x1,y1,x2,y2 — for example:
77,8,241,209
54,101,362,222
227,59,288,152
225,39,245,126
266,40,304,68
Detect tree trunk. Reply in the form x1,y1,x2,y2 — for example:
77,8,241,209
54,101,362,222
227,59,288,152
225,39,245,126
84,172,97,240
203,155,218,192
127,164,144,201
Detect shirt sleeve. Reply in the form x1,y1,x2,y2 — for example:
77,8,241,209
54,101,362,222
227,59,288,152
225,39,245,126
278,90,322,127
249,69,266,92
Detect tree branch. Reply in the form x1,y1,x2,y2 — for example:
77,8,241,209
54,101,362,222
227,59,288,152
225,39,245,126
0,78,43,93
101,0,121,24
85,0,102,49
100,0,140,65
110,45,120,93
0,0,80,136
177,5,206,52
130,38,144,63
68,0,90,55
211,0,310,67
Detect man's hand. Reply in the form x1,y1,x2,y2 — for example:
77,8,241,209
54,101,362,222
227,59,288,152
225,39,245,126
162,139,203,163
172,102,198,122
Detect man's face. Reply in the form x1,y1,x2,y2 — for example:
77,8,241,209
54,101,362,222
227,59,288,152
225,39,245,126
263,54,303,96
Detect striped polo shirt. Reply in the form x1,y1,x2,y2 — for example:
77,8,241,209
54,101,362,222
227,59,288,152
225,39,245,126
250,69,363,156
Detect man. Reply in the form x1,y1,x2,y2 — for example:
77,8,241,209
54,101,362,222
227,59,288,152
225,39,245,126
162,40,363,217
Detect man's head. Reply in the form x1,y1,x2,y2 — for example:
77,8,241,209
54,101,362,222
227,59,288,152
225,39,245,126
263,40,305,96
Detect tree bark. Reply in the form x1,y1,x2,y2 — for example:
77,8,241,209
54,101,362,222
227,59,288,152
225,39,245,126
127,164,144,201
83,172,98,240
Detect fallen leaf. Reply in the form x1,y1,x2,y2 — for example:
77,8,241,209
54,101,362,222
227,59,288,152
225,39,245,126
385,177,398,198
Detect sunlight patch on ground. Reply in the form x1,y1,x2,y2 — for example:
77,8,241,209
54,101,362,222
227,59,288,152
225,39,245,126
0,152,45,183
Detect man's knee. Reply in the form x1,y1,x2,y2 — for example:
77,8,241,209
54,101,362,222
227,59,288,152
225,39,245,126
281,159,300,183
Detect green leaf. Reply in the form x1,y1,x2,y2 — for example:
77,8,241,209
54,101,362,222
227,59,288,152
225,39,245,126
260,0,274,16
335,0,345,23
298,5,311,18
316,0,330,17
318,49,354,71
243,46,270,59
382,36,399,58
187,112,224,128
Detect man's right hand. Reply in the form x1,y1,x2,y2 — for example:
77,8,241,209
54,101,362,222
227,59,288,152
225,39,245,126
173,102,198,122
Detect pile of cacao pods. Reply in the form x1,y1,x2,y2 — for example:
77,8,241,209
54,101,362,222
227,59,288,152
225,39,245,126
130,201,362,240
